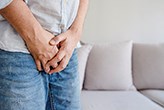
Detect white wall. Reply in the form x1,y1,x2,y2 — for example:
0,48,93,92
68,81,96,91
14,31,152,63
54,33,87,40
82,0,164,43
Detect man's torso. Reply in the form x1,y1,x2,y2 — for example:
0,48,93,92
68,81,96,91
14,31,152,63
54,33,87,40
0,0,79,53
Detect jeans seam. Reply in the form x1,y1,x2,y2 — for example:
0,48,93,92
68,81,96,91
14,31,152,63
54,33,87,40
49,86,55,110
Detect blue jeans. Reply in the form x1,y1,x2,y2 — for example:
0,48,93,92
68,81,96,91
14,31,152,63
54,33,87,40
0,49,80,110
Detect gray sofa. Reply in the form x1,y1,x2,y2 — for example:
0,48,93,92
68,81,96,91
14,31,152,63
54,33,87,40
77,41,164,110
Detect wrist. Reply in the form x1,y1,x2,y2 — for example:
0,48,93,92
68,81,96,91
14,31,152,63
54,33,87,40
69,25,82,37
21,24,44,44
68,26,82,47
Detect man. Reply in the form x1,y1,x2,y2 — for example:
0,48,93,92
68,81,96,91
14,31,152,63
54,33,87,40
0,0,88,109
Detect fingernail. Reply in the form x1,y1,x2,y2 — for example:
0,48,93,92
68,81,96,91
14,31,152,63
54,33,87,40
45,67,50,73
50,40,56,45
48,71,52,74
38,68,42,72
49,70,54,74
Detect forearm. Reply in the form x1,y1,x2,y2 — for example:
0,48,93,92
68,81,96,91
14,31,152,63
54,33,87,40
70,0,89,40
47,0,89,73
0,0,43,43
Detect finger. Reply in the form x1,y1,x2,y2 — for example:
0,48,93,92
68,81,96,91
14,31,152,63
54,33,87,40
49,34,67,45
52,46,59,55
45,47,59,72
45,60,58,71
45,46,58,60
40,58,49,73
49,56,68,74
46,51,65,73
47,48,65,66
49,63,58,73
35,60,42,71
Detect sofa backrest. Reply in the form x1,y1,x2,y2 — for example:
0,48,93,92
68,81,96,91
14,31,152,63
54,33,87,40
132,43,164,90
82,41,136,91
77,41,164,91
77,43,93,90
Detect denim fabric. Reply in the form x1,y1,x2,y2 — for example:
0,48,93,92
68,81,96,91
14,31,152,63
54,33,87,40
0,49,46,110
45,49,81,110
0,49,80,110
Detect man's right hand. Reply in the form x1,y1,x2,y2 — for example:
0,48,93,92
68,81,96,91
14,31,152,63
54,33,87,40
25,29,59,72
0,0,59,72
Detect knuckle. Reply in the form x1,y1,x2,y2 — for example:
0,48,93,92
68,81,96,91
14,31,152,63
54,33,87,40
55,37,60,42
41,58,47,63
53,49,58,55
38,54,44,60
54,47,58,52
56,56,61,61
52,63,58,68
55,47,59,53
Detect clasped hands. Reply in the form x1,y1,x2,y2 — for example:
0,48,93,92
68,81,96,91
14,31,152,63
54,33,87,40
27,28,79,74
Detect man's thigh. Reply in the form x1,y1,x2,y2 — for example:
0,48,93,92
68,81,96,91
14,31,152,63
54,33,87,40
46,49,81,110
0,49,46,110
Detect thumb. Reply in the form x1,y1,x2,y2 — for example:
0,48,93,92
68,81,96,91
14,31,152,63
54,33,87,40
49,34,67,46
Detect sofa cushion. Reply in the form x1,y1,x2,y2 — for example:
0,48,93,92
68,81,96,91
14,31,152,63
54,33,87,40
84,41,135,90
133,43,164,89
140,90,164,107
77,43,93,90
81,91,164,110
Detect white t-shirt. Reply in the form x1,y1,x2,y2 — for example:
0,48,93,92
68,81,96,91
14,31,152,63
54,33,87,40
0,0,80,53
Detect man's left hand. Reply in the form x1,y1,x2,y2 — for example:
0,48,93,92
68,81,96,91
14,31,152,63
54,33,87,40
45,29,80,74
